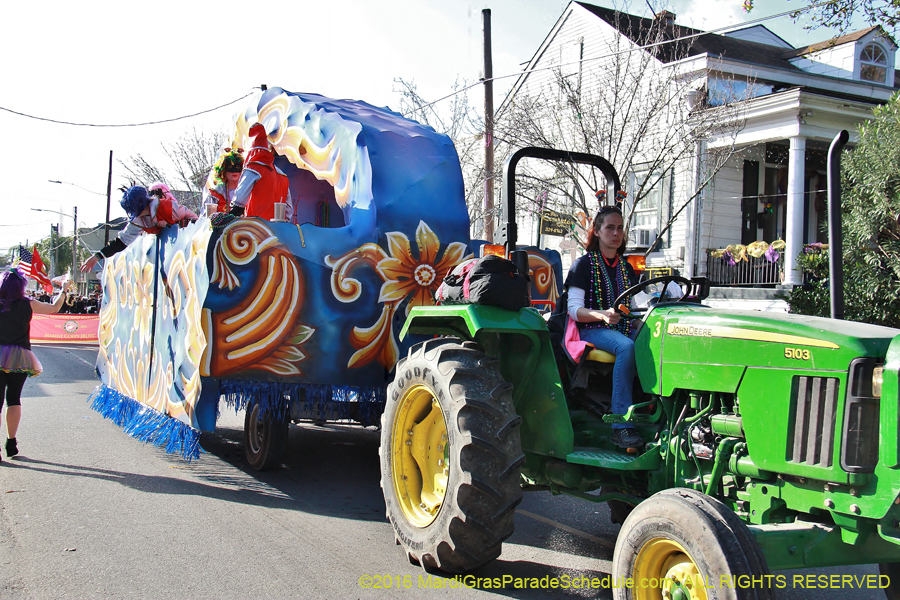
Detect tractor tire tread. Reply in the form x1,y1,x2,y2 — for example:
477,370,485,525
382,339,524,574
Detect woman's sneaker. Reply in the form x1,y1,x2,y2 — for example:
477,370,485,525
612,428,643,453
5,438,18,458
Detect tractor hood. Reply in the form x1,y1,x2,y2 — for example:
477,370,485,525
634,304,898,399
656,305,896,360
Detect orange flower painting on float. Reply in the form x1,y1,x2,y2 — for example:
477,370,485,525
327,221,469,370
202,220,315,378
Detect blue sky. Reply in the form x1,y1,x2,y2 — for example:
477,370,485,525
0,0,872,255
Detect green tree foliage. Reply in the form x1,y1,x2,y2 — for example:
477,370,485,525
744,0,900,35
784,93,900,327
34,233,75,278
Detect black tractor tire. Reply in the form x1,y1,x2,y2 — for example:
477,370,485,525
612,488,774,600
380,337,524,574
880,563,900,599
600,486,637,526
243,403,289,471
608,499,635,526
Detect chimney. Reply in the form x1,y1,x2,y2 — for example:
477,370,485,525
654,10,676,27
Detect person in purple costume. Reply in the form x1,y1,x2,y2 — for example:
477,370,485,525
0,270,72,461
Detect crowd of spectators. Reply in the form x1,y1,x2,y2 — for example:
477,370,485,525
26,290,102,315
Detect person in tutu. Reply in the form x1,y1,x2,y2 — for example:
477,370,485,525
0,269,73,460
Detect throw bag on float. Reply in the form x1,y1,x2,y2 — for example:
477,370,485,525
436,255,529,311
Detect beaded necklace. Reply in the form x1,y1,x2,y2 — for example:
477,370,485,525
586,250,631,335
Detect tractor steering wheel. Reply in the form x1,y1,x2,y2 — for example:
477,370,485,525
613,275,693,319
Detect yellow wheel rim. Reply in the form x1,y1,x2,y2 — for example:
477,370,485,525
391,384,449,528
633,538,708,600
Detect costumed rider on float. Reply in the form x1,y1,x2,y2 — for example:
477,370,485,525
226,123,293,220
79,183,198,273
202,149,244,213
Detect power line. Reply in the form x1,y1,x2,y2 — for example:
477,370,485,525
0,90,256,128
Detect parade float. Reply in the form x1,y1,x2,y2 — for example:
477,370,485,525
88,87,562,465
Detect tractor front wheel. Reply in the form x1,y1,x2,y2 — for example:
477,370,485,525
243,403,289,471
612,488,774,600
380,338,524,573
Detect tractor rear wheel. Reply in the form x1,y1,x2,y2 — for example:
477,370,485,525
244,403,289,471
612,488,774,600
380,337,524,573
880,563,900,599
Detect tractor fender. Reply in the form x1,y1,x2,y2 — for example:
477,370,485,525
400,304,574,459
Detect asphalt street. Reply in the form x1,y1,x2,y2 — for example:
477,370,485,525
0,345,887,599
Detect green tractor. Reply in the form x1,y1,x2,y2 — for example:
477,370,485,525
379,141,900,599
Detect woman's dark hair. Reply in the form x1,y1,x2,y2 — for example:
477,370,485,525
0,269,28,312
584,205,624,253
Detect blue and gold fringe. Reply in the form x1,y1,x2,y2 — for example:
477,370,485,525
87,384,202,461
218,380,386,426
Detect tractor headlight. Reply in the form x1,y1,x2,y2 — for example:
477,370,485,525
873,366,883,398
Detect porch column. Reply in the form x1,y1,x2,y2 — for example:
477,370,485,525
684,141,702,278
784,136,806,286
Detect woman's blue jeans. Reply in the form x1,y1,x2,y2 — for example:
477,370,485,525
578,326,635,429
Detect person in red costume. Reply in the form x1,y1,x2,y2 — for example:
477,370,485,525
229,123,293,220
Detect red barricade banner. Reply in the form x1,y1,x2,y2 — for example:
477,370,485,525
31,314,99,345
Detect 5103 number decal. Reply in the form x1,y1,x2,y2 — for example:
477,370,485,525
785,347,811,360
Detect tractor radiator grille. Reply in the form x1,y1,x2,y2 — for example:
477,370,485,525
788,376,838,468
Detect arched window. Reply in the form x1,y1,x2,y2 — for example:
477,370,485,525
860,43,887,83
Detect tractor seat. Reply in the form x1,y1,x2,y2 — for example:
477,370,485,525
585,348,616,363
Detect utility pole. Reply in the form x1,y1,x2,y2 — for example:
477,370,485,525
72,206,78,286
105,150,113,246
483,8,495,243
50,225,58,278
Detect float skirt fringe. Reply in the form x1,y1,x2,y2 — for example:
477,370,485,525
218,380,386,427
88,384,202,461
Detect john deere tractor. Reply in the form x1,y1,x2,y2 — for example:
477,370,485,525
379,142,900,599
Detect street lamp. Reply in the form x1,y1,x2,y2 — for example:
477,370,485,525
47,180,105,196
31,208,78,284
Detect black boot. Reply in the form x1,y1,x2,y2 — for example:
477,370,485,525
5,438,17,458
612,428,643,453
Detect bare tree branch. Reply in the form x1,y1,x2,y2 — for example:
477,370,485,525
492,10,749,255
120,127,227,213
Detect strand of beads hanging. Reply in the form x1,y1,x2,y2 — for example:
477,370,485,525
587,251,630,335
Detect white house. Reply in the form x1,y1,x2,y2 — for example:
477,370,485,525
497,1,897,293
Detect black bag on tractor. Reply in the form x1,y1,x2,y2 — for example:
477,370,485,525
436,254,529,311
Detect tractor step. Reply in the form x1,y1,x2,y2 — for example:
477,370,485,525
566,446,660,470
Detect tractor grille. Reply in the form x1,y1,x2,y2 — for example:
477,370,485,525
841,358,881,473
788,376,838,468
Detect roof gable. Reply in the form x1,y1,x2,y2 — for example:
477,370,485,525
722,25,793,49
783,26,896,58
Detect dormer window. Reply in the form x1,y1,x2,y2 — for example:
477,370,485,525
860,43,887,83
